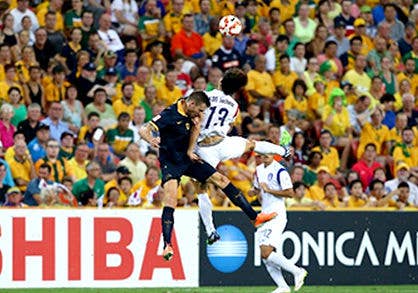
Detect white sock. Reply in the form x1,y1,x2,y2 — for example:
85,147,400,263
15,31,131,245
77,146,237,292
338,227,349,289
254,141,285,156
263,259,289,289
198,193,216,236
267,251,301,276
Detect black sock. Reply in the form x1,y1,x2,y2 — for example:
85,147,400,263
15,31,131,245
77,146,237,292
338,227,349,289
222,183,257,220
162,206,175,246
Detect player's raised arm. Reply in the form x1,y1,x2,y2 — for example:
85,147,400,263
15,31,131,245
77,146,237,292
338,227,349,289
139,122,160,149
187,112,204,161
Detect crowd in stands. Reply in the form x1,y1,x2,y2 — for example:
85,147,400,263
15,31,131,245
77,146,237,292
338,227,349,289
0,0,417,210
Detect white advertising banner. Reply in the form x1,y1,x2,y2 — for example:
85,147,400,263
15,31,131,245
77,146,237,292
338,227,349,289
0,209,199,288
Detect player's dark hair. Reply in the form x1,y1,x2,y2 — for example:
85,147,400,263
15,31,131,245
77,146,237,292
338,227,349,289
220,68,248,95
186,91,210,107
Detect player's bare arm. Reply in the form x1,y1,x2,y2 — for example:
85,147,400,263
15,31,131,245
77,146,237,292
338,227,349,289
139,123,160,148
260,182,295,198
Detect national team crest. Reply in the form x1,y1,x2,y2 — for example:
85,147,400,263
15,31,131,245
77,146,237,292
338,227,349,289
267,173,273,181
185,122,190,130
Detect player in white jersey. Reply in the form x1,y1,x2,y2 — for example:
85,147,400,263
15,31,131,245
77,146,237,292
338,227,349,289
251,152,307,293
187,68,290,244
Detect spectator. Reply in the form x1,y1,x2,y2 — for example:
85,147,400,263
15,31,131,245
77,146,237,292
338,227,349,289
202,18,222,57
79,189,97,207
342,54,371,96
106,112,134,158
311,130,340,176
171,13,204,60
340,36,363,71
72,161,105,203
64,0,83,30
10,0,39,33
23,66,44,107
273,54,298,100
0,63,24,102
293,4,317,44
8,87,27,127
385,162,418,205
163,0,184,39
265,35,289,73
60,27,83,72
334,0,355,33
7,140,35,192
105,186,121,207
194,0,212,36
80,10,97,49
302,151,323,186
379,3,405,42
28,123,49,163
327,20,349,57
117,49,138,80
284,79,308,128
290,42,307,77
156,68,183,106
35,138,74,183
394,182,414,209
392,128,418,168
33,27,56,71
347,179,368,207
93,142,117,182
348,95,371,136
61,84,86,132
58,131,74,160
110,0,139,36
97,14,124,59
0,103,16,150
212,36,241,72
286,181,324,210
380,94,396,129
352,142,383,189
67,143,90,181
3,187,26,207
75,62,105,106
321,182,341,208
85,87,117,129
246,55,275,110
23,163,53,206
41,102,70,142
119,143,147,183
44,11,66,54
398,93,418,128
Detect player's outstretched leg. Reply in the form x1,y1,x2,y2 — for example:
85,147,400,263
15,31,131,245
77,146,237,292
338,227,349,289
197,193,220,245
253,140,288,157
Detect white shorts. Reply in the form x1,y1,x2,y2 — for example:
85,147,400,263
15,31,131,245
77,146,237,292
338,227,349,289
255,217,287,247
196,136,248,168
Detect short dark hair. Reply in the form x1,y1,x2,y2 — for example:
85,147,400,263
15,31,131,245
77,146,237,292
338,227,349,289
350,36,363,45
349,179,363,191
8,86,21,96
118,112,131,120
88,111,100,120
186,91,210,107
221,68,248,95
291,79,307,95
39,163,52,173
145,166,160,175
121,82,134,92
118,176,132,186
365,142,377,151
279,54,290,62
398,181,409,189
79,189,95,206
369,179,384,191
325,40,337,49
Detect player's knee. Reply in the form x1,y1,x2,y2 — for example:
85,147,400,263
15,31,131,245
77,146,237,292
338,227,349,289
208,172,230,189
260,245,274,259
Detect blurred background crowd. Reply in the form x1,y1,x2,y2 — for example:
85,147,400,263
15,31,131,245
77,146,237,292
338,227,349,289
0,0,416,210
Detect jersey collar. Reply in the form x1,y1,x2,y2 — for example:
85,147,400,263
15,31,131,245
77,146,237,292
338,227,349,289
177,100,187,117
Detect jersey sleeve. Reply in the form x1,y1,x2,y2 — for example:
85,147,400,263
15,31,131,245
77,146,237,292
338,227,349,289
149,109,171,131
277,169,293,190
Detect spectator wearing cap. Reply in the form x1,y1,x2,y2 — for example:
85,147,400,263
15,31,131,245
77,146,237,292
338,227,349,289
312,130,340,176
6,140,35,192
119,143,147,183
10,0,39,33
17,103,41,142
41,102,70,142
85,87,117,129
28,123,50,162
104,165,131,198
392,128,418,168
106,112,134,158
23,163,53,206
3,187,26,207
44,65,69,106
308,166,333,201
97,14,125,58
138,0,166,50
72,161,105,203
112,82,136,118
333,0,355,35
35,138,75,183
116,49,138,80
348,95,371,136
97,50,118,80
350,18,374,57
378,3,405,42
58,131,75,160
385,162,418,205
171,13,205,60
75,62,105,106
156,68,183,106
67,143,90,181
358,5,377,38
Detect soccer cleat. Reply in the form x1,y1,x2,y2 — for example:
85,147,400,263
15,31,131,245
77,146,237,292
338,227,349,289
163,244,174,261
206,231,221,245
294,269,308,291
254,212,277,228
271,287,291,293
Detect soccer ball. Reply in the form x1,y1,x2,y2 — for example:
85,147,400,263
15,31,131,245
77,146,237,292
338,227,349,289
218,15,242,37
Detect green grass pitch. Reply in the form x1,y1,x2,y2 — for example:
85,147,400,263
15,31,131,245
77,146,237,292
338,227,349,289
5,286,418,293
